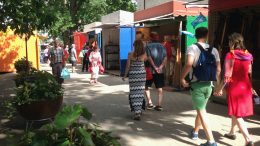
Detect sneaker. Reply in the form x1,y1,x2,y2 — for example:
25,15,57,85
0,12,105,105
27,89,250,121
147,103,155,110
224,133,236,140
154,106,163,111
190,129,199,140
200,141,217,146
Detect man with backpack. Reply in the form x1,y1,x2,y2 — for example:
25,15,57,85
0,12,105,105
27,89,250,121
180,27,221,146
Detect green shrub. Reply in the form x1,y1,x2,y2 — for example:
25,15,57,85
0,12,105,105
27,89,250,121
20,104,121,146
14,57,33,73
14,70,63,105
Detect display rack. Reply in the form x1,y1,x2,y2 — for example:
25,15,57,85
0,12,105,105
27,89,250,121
105,45,120,70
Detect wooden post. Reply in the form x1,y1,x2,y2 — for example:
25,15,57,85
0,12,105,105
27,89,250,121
172,21,182,89
219,16,227,60
241,17,245,34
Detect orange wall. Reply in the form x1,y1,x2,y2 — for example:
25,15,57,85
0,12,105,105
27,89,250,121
0,29,39,72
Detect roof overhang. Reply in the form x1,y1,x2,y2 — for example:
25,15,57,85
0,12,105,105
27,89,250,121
92,23,119,29
134,1,208,22
83,22,102,33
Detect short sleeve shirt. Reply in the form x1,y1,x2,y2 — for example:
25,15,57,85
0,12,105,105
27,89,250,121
48,47,64,63
146,42,167,73
71,48,77,61
186,42,220,82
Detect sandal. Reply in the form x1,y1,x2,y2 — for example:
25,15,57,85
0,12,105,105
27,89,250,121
147,103,155,110
133,113,141,121
246,141,254,146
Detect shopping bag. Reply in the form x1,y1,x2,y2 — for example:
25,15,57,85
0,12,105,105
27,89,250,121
99,65,105,74
79,51,83,58
252,89,260,105
88,65,93,73
61,68,70,79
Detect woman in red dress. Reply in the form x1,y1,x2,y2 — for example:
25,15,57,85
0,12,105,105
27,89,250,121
215,33,254,146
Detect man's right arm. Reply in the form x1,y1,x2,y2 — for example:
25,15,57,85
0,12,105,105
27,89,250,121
180,46,195,87
146,46,156,69
180,54,194,87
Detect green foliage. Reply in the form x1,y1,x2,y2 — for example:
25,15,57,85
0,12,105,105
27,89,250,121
1,0,136,42
105,0,136,13
20,104,121,146
14,57,33,73
54,104,83,130
14,70,63,105
49,0,137,38
14,67,37,87
0,0,56,38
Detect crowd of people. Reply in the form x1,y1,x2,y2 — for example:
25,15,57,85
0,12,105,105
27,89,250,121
123,27,255,146
43,38,102,84
44,27,255,146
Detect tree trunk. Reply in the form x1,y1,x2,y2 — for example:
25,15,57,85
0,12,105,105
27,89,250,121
25,37,28,61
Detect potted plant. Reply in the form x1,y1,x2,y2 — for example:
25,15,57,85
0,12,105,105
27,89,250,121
14,57,33,73
14,70,63,120
20,104,121,146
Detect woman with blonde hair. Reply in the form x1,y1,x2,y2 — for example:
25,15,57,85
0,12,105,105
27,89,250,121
122,40,147,120
215,33,254,146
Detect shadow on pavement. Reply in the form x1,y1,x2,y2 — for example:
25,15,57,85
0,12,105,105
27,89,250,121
1,67,260,146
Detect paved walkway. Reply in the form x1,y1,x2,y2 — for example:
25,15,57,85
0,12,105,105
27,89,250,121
1,64,260,146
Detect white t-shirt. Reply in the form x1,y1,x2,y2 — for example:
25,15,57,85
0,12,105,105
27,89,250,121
186,42,220,82
71,47,77,61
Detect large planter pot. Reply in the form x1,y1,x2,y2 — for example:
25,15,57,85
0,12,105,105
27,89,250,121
17,96,63,121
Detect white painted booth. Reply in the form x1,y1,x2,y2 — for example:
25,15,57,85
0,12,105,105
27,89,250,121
100,10,135,75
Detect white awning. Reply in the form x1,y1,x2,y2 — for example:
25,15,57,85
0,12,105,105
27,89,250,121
134,13,174,24
91,23,119,29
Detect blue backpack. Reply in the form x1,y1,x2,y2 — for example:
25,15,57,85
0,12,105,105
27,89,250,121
191,43,217,82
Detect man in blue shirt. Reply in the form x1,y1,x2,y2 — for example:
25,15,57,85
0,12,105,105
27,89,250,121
145,32,167,111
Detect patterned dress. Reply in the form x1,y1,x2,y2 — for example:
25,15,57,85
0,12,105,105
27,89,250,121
128,60,146,114
89,51,102,79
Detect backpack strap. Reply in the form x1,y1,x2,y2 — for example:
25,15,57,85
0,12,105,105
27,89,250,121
195,43,205,52
195,43,213,53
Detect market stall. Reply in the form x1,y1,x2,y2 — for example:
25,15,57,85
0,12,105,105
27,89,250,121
100,10,135,76
0,28,40,72
83,22,102,50
134,1,208,88
73,32,87,62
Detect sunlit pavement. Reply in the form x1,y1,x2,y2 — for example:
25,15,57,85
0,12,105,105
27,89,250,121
59,64,260,146
1,64,260,146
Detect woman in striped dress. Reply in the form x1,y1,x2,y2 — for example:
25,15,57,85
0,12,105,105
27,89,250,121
122,40,147,120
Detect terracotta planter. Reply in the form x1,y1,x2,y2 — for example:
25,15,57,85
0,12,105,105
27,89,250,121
17,96,63,121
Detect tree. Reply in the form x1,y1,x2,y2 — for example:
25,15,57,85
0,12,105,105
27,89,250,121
48,0,137,45
0,0,137,47
0,0,56,38
0,0,58,60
